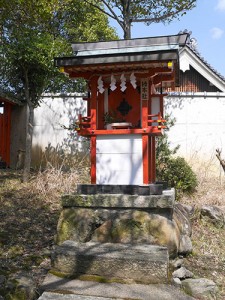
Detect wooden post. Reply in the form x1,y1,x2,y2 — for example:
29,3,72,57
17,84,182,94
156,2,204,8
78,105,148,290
141,79,149,184
149,136,156,183
90,77,98,183
90,136,96,184
142,134,149,184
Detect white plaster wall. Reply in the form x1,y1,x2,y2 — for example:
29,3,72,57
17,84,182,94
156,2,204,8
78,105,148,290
33,94,86,151
96,135,143,185
164,93,225,164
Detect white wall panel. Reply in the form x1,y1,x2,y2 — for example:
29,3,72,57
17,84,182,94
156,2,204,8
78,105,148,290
165,94,225,164
96,135,143,184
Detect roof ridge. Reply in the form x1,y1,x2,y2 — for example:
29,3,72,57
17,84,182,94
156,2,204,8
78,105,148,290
186,40,225,82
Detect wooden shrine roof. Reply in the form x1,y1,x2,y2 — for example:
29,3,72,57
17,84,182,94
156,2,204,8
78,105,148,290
0,91,23,106
54,33,190,86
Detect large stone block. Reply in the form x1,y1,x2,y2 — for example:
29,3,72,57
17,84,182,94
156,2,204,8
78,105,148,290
61,189,175,210
52,241,169,284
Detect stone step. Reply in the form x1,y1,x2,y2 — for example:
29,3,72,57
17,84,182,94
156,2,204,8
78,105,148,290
39,274,195,300
51,241,168,284
38,292,118,300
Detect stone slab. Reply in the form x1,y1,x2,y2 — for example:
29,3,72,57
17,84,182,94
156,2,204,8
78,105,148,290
39,274,195,300
52,241,169,284
38,292,116,300
61,189,175,209
77,184,163,195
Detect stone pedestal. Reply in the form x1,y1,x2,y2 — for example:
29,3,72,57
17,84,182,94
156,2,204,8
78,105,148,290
56,188,176,251
52,186,192,284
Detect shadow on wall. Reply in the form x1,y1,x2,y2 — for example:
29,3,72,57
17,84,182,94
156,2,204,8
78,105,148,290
31,142,90,172
31,94,90,171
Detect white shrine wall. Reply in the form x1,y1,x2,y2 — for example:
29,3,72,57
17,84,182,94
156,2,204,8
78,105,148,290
32,92,225,175
33,93,86,149
96,135,143,185
164,92,225,174
32,93,87,166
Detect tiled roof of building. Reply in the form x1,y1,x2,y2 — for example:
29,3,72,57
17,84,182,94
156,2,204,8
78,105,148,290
0,89,23,105
186,37,225,82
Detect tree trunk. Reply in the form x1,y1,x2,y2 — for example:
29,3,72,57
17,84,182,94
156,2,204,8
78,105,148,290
22,102,34,182
21,67,34,182
123,21,131,40
122,0,132,39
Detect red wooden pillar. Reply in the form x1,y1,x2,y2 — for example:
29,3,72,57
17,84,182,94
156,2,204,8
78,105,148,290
149,136,156,183
142,99,149,184
142,133,149,184
90,77,98,184
141,79,149,184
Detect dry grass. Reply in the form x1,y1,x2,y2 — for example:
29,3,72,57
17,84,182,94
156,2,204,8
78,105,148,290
184,217,225,300
0,162,89,296
0,156,224,299
179,158,225,299
28,162,89,210
181,155,225,207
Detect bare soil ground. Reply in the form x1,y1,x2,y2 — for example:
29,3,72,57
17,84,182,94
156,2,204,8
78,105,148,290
0,169,224,299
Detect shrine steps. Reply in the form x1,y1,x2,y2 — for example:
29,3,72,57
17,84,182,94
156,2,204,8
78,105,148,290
39,271,194,300
51,241,169,284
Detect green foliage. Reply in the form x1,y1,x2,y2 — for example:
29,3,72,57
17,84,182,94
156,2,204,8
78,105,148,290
158,156,198,198
0,0,118,179
156,114,197,198
0,0,118,105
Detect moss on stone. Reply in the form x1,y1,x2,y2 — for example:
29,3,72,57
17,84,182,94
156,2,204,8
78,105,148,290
111,218,142,243
49,270,71,279
61,194,93,207
7,246,24,259
5,291,26,300
78,274,127,284
56,208,95,244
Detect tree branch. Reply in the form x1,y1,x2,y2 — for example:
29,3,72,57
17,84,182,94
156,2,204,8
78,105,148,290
216,149,225,173
83,0,125,33
83,0,114,20
131,3,195,23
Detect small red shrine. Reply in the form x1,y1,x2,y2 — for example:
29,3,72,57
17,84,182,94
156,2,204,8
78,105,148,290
55,33,189,185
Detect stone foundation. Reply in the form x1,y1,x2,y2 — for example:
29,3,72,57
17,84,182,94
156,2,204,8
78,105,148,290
53,185,192,284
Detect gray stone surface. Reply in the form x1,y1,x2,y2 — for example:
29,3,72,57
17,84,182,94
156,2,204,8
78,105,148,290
172,267,193,279
171,258,184,269
174,203,192,236
61,189,175,209
9,271,37,300
77,183,164,195
172,277,182,287
52,241,168,284
201,205,224,227
38,292,117,300
56,197,194,259
179,234,193,255
181,278,218,299
39,274,195,300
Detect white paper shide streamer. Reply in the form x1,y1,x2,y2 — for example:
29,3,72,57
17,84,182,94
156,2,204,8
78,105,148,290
130,72,137,89
120,73,126,92
97,76,105,94
110,74,117,91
